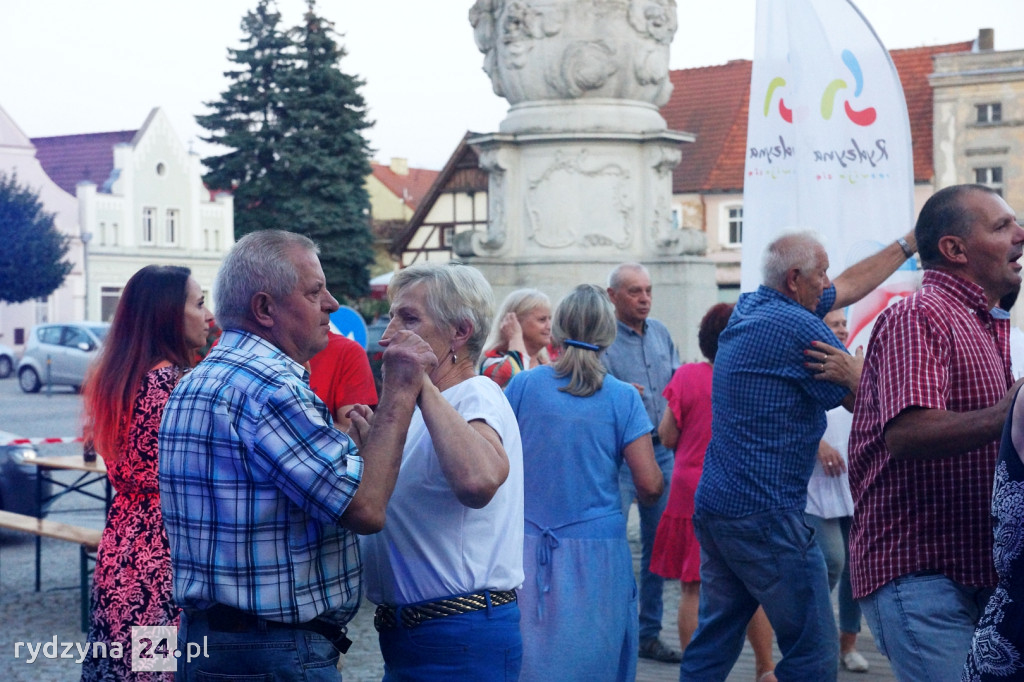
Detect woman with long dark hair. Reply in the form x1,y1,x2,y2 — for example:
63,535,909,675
80,265,213,681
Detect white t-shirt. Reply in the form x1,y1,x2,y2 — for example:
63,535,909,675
361,376,525,605
805,406,855,519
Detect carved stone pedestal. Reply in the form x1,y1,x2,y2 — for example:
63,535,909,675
464,0,718,360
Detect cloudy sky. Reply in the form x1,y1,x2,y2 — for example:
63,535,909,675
1,1,1020,170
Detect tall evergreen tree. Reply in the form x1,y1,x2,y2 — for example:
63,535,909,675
0,172,72,304
197,0,375,300
196,0,294,236
278,0,374,299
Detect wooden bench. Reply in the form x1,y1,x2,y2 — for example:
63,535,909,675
0,510,102,631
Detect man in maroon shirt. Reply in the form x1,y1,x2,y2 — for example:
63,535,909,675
849,184,1024,681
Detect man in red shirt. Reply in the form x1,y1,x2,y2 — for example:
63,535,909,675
849,184,1024,680
309,331,378,430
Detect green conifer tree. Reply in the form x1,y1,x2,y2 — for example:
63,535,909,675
196,0,294,236
277,0,374,299
198,0,375,300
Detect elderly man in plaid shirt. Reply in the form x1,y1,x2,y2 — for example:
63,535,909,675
849,184,1024,681
159,230,436,681
680,226,917,681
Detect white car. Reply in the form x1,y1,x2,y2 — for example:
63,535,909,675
0,343,14,379
16,323,110,393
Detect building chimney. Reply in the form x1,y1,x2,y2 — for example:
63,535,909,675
389,157,409,176
978,28,994,51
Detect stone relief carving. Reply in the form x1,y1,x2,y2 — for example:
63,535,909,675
525,149,633,250
457,147,509,256
546,40,619,98
469,0,677,106
627,0,677,44
645,145,705,255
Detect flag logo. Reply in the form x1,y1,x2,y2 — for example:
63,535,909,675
821,50,877,126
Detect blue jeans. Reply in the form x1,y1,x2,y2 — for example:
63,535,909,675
619,441,674,642
805,513,861,634
176,609,342,681
680,509,837,681
378,598,521,681
859,572,992,682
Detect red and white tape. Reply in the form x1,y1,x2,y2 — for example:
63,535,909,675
1,436,83,446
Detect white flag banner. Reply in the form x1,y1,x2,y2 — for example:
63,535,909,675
741,0,920,350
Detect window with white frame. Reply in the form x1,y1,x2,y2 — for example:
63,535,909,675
975,167,1004,196
35,296,50,324
976,103,1002,124
100,287,123,322
165,209,179,245
440,225,455,248
722,205,743,247
671,205,683,230
141,207,156,244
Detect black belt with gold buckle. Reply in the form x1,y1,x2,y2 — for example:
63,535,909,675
373,589,517,631
198,604,352,654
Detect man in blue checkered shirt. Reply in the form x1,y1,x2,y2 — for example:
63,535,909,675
679,230,917,681
159,230,436,680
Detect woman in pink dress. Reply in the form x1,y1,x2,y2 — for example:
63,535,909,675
80,265,213,681
651,303,777,682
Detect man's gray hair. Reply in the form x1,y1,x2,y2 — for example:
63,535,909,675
214,230,318,331
761,231,824,291
607,262,650,291
389,262,494,363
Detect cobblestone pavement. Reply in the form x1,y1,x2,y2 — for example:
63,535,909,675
0,497,895,681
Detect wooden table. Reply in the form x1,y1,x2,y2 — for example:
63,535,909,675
30,454,110,591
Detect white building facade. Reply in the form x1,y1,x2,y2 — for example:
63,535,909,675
0,107,233,349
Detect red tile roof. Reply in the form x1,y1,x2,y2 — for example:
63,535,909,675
31,130,137,196
660,41,973,193
662,60,752,193
371,162,440,210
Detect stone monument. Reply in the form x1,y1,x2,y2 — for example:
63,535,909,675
462,0,716,360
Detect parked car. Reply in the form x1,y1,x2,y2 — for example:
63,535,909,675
0,343,15,379
0,429,50,514
17,323,110,394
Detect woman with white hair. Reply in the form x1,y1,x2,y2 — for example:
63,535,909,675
505,284,663,681
479,288,552,387
360,261,526,681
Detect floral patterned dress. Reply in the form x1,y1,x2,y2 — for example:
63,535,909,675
81,366,182,682
963,393,1024,681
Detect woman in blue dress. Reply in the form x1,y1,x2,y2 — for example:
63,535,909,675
505,284,664,681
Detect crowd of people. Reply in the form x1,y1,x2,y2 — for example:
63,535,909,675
77,182,1024,681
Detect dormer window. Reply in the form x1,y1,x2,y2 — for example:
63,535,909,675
976,103,1002,124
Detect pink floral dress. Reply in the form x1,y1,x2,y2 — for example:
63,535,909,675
81,366,181,681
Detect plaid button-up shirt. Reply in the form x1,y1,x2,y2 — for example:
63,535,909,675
159,330,364,624
696,284,848,517
849,270,1012,598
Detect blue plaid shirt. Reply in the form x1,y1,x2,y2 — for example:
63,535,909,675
695,284,849,517
158,330,364,625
